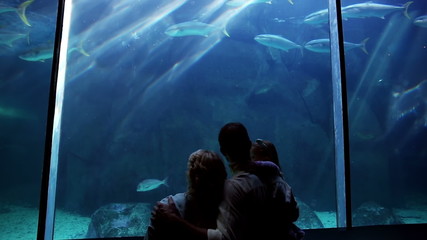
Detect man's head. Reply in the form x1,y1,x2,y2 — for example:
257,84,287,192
218,122,252,171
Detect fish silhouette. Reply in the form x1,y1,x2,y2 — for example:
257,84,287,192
136,177,168,192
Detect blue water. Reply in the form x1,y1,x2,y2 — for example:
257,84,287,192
1,0,427,236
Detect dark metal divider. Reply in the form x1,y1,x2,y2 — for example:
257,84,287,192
37,0,66,239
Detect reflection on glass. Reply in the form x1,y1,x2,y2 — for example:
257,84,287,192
50,0,338,238
342,0,427,227
0,0,57,239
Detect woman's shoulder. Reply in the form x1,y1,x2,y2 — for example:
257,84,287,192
159,192,187,217
159,192,186,204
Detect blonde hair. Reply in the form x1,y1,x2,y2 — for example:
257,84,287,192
187,149,227,198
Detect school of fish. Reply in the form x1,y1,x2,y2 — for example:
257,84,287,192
0,0,89,62
1,1,426,62
163,1,424,55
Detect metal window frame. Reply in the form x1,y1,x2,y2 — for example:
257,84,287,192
328,0,352,229
38,0,68,239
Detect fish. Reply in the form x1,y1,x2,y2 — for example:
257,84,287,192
19,45,53,62
0,0,34,27
303,1,413,25
136,177,168,192
19,41,90,62
225,0,273,7
226,0,294,6
69,40,91,57
0,31,28,47
304,38,369,54
0,106,35,119
165,21,229,37
254,34,301,52
303,9,329,25
341,1,413,20
413,15,427,28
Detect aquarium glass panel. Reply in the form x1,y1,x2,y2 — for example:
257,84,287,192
342,0,427,226
52,0,339,238
0,0,57,239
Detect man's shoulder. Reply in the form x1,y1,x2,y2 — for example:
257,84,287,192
226,172,264,190
231,171,260,181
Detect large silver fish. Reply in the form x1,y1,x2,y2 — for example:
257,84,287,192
304,1,413,25
165,21,229,37
254,34,301,52
136,178,168,192
304,38,369,54
19,42,89,62
341,1,413,20
19,46,53,62
225,0,273,7
0,0,34,26
303,9,329,25
413,15,427,28
0,32,28,47
225,0,294,7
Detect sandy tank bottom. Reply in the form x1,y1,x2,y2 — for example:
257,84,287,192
0,204,90,240
1,202,427,239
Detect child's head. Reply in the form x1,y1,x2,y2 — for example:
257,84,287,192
251,139,281,169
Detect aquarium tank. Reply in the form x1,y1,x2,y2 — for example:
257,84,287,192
0,0,426,239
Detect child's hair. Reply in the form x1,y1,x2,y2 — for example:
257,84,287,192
251,139,281,169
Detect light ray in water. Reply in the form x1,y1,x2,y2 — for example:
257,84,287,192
145,0,229,56
68,2,131,56
138,2,256,101
136,0,227,61
196,0,230,22
65,61,96,86
66,0,188,84
348,14,412,130
68,0,252,93
108,0,189,67
79,0,186,56
129,0,188,41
